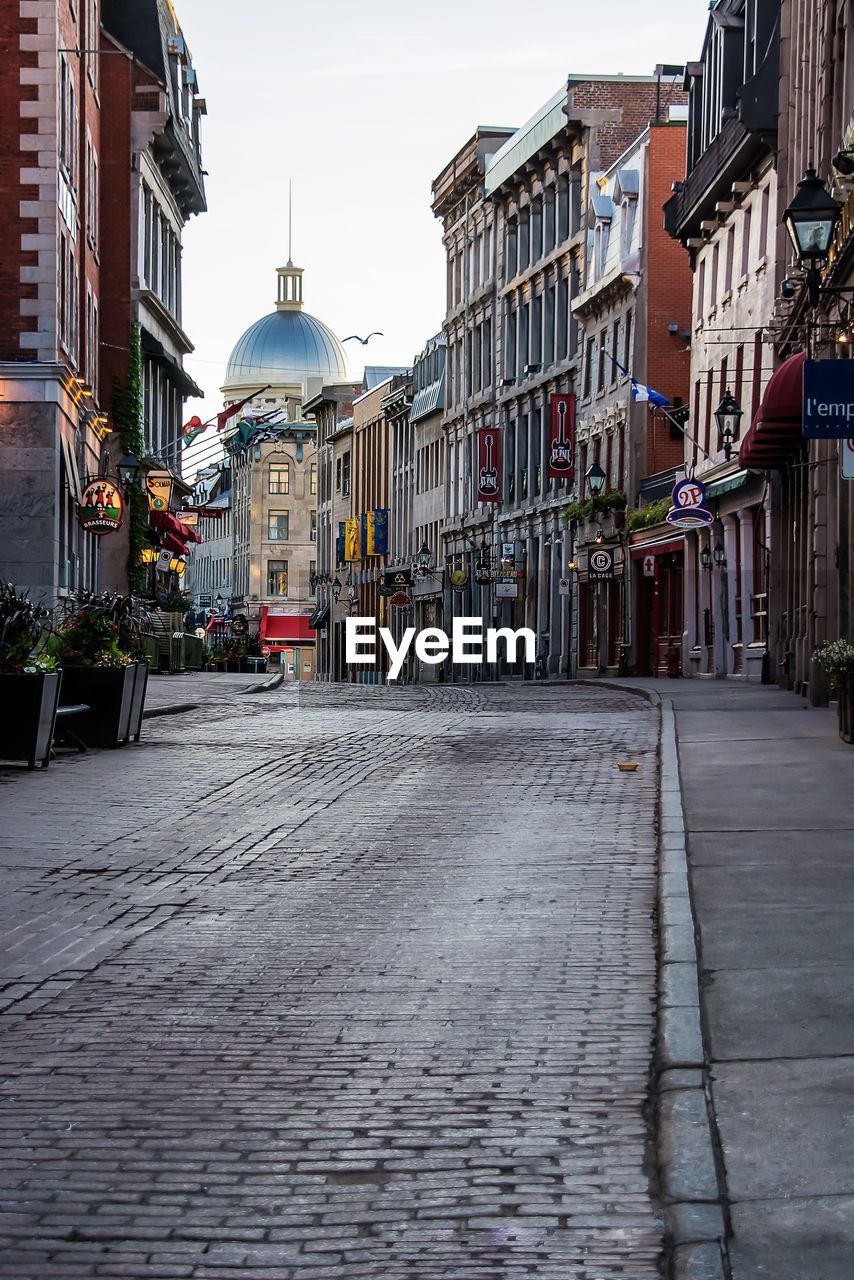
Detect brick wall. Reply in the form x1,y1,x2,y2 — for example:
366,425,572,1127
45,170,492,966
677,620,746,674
0,1,39,360
99,38,133,397
569,78,687,170
645,123,692,475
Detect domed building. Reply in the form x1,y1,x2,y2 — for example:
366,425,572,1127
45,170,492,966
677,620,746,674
221,262,350,418
217,262,359,677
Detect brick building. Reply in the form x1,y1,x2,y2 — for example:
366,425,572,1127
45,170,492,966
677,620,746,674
0,0,108,601
572,116,691,678
0,0,206,604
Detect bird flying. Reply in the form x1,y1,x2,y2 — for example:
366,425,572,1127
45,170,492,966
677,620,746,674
343,332,384,345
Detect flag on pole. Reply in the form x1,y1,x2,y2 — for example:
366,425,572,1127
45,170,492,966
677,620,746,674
182,415,206,444
631,379,670,408
216,386,271,432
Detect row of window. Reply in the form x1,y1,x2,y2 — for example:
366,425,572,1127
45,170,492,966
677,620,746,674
141,184,182,321
503,278,575,382
268,461,317,495
193,555,231,592
265,511,317,542
504,176,581,282
695,189,770,321
416,439,443,494
581,312,633,400
447,224,495,307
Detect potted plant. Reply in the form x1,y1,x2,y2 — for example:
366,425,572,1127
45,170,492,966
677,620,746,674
0,583,60,769
224,644,241,673
815,639,854,743
208,645,227,672
53,593,147,748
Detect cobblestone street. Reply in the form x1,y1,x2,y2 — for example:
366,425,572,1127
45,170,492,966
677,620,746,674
0,682,661,1279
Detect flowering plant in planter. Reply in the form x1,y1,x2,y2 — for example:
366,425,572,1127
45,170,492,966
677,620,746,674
814,639,854,689
53,592,144,667
0,582,52,673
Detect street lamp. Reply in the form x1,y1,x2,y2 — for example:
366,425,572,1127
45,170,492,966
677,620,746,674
214,593,224,610
714,391,743,462
416,542,433,574
783,168,843,304
585,461,606,497
331,576,342,602
594,527,605,545
713,541,727,566
699,545,712,570
116,451,141,491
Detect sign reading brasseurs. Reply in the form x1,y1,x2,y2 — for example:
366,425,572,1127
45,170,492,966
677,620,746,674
803,360,854,439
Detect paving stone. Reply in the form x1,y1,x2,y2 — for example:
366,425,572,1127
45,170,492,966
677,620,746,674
0,681,660,1277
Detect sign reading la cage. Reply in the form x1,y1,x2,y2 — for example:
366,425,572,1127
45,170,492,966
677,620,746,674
78,479,124,534
548,393,575,479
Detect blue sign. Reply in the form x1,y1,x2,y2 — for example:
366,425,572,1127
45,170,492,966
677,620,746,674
803,360,854,439
666,477,713,528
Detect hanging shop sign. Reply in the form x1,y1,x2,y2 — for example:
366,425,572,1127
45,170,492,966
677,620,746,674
476,427,501,502
231,615,248,636
666,477,713,528
365,508,389,555
449,563,470,590
548,393,575,479
588,547,615,581
379,568,412,597
495,581,518,599
842,438,854,479
155,549,173,574
389,592,412,608
146,470,174,512
558,577,571,596
78,479,124,534
474,559,492,585
803,360,854,439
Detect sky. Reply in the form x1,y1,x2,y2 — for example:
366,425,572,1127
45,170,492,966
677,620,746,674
177,0,709,475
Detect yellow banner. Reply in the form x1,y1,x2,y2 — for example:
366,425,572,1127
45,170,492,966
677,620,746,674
344,517,361,561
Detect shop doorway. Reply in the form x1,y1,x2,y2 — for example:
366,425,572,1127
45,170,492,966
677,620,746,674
635,552,684,676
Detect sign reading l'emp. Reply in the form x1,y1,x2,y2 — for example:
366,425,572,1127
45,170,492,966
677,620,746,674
803,360,854,439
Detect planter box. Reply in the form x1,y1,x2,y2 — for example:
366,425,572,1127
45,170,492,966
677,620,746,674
0,671,61,769
839,676,854,744
59,664,137,749
225,659,240,672
127,662,149,744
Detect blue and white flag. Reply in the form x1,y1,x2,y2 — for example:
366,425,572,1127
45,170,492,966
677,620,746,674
631,379,670,408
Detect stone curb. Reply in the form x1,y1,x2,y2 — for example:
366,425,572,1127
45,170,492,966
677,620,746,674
142,702,200,720
570,680,729,1280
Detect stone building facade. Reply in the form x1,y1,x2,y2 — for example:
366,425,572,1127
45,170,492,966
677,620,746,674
433,74,680,680
666,0,782,682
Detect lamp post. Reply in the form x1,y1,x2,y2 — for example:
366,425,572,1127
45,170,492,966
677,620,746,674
330,577,342,682
415,542,433,575
783,168,843,305
116,451,141,492
699,545,712,570
585,461,606,497
714,392,743,462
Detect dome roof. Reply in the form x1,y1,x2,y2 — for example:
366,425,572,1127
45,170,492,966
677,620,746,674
222,263,349,394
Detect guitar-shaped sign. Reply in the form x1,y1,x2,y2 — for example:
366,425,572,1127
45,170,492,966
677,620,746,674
478,432,499,499
549,398,573,474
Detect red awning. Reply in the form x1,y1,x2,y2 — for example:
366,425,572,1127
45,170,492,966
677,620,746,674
260,607,315,645
739,351,807,470
150,509,202,544
163,531,189,555
630,537,684,559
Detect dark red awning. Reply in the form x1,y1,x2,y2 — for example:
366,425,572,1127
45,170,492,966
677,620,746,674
260,607,315,645
162,531,189,555
150,509,202,544
739,351,807,470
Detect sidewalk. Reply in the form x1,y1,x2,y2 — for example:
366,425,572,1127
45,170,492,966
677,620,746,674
607,677,854,1279
142,670,271,714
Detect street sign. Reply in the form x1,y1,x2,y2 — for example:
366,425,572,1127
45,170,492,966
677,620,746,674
643,555,656,578
558,577,571,596
842,438,854,478
588,547,615,581
803,360,854,438
495,582,518,599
